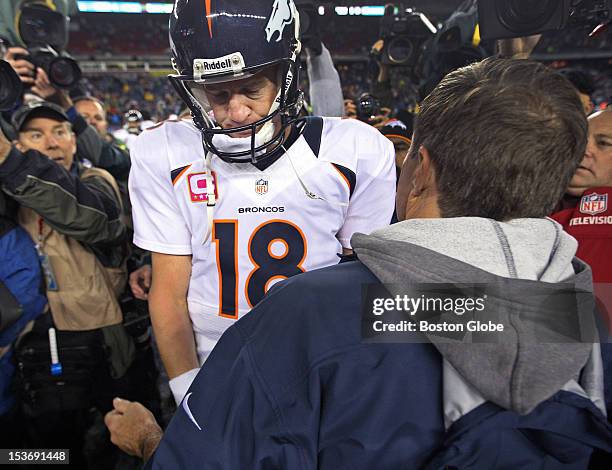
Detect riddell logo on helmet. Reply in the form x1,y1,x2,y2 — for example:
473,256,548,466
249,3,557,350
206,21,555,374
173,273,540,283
194,53,246,79
203,58,232,71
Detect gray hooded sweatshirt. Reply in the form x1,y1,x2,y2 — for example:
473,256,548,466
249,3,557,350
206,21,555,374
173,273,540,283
352,217,606,428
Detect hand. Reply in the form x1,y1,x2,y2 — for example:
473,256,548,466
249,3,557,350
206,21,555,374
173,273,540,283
4,47,35,87
104,398,163,460
31,68,73,110
344,99,357,119
129,264,152,300
370,39,384,57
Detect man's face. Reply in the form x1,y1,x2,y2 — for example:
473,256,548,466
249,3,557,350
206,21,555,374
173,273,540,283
75,99,108,136
18,117,76,171
567,111,612,196
189,68,279,137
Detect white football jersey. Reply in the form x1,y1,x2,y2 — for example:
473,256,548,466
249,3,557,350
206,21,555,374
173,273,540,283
129,117,395,363
113,128,139,150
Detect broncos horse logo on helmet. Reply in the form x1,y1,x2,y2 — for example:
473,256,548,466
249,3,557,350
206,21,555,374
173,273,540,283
169,0,302,165
266,0,294,43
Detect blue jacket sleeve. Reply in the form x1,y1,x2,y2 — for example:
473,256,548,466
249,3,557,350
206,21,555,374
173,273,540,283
145,324,308,470
0,225,46,346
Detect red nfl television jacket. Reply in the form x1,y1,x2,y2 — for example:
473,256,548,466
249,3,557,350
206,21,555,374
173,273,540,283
551,187,612,330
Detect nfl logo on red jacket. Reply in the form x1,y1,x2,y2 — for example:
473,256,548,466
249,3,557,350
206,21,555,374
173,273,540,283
580,192,608,215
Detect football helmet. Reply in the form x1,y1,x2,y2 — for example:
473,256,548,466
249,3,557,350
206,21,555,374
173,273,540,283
169,0,303,164
124,109,143,123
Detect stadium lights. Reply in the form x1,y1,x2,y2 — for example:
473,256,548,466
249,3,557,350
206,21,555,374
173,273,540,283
144,3,174,14
76,2,386,16
76,2,172,14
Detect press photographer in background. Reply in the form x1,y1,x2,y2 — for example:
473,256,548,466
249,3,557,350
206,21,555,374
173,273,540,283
1,1,130,184
0,52,156,470
0,51,47,449
3,0,157,355
0,63,130,463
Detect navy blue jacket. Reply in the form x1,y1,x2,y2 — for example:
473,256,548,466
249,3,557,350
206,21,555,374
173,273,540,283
147,261,612,469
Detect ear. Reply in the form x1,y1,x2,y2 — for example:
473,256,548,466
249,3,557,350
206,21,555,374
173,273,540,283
69,131,77,151
411,145,435,197
13,140,26,153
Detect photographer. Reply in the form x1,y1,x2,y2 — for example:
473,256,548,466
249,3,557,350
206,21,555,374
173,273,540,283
0,100,133,466
3,45,131,183
369,39,394,111
1,1,131,184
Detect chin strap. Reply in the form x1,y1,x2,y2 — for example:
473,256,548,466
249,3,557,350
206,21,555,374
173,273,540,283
202,143,216,244
282,143,348,208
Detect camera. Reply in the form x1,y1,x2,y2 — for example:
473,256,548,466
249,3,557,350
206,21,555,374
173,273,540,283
0,59,23,111
295,0,322,56
15,4,81,89
479,0,610,40
120,293,152,350
379,5,437,67
355,93,381,123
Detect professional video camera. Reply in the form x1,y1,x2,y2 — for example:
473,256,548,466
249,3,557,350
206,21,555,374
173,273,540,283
417,0,492,98
14,4,81,88
479,0,611,40
379,4,437,67
295,0,322,56
0,59,23,111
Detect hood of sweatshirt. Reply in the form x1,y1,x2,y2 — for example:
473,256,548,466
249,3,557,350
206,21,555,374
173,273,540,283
352,217,605,423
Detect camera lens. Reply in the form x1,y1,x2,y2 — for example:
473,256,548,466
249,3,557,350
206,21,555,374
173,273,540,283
387,37,414,65
48,57,82,88
0,60,23,111
499,0,558,32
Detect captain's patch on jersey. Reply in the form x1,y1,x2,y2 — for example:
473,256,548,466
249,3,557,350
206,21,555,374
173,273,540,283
188,171,218,203
580,192,607,215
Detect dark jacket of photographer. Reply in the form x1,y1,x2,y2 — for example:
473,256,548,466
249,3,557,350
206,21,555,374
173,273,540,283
0,145,128,331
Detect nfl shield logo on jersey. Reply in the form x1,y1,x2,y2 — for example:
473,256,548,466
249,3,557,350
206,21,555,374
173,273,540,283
255,179,268,195
579,192,608,215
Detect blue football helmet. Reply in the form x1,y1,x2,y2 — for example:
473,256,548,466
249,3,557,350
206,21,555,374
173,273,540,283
169,0,303,164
